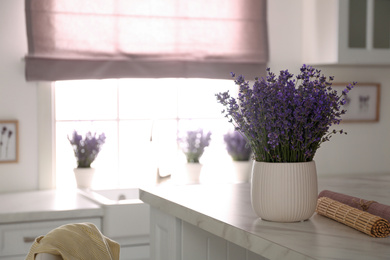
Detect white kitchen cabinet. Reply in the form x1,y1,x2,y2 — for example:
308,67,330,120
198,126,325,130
0,218,101,260
302,0,390,65
150,207,266,260
142,179,390,260
0,189,104,260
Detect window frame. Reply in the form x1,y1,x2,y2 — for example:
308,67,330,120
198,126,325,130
37,82,56,189
38,78,236,190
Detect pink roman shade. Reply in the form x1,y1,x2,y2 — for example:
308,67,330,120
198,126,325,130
25,0,268,81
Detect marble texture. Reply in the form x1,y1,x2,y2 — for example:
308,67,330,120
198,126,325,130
0,189,103,223
140,174,390,260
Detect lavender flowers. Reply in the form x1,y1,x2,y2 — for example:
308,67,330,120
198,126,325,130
68,130,106,168
224,131,251,161
216,65,356,163
0,126,13,159
178,129,212,163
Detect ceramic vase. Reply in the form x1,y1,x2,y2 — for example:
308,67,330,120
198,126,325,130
184,163,203,184
251,161,318,222
231,160,253,183
73,167,95,189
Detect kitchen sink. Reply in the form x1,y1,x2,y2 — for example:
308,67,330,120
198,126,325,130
79,188,150,258
80,188,142,205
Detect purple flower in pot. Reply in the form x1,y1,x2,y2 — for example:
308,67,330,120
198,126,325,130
178,128,212,163
224,131,251,161
68,130,106,168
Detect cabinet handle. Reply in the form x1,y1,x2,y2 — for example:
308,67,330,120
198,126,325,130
23,236,37,243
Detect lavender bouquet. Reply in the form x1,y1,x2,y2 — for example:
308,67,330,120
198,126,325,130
216,65,356,163
178,129,212,163
68,130,106,168
224,131,251,161
0,126,13,159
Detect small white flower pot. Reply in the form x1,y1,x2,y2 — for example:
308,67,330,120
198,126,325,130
73,168,95,189
184,163,203,184
172,162,203,184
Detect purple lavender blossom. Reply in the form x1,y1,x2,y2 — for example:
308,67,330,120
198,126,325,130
5,130,13,158
68,130,106,168
0,126,6,158
224,131,252,161
216,65,356,162
178,129,212,163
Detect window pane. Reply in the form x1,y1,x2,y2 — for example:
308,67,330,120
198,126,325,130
153,119,179,177
118,120,156,187
349,0,367,48
119,79,177,119
55,79,118,120
373,0,390,49
178,78,232,118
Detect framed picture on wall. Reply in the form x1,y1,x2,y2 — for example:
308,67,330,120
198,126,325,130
332,83,380,122
0,120,18,163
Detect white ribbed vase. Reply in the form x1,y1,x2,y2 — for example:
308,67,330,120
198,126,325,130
251,161,318,222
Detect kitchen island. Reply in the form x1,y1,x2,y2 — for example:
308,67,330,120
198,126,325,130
139,174,390,260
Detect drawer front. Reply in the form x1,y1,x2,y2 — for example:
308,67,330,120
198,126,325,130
0,218,101,258
120,245,149,260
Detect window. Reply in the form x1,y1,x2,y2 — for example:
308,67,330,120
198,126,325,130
27,0,268,190
55,78,238,189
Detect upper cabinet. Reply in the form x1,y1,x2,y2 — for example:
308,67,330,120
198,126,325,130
302,0,390,65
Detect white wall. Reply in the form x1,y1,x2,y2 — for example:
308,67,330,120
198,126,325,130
0,0,389,193
0,0,38,192
313,67,390,175
267,0,390,175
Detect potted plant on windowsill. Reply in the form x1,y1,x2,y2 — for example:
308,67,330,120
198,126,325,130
177,128,211,184
223,131,252,183
216,65,356,222
68,130,106,189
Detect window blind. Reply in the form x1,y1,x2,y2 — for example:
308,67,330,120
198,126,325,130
25,0,268,81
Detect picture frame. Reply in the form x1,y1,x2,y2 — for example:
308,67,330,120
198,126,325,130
0,120,18,163
332,83,380,122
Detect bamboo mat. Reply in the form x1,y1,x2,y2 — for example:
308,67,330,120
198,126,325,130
318,190,390,222
316,197,390,238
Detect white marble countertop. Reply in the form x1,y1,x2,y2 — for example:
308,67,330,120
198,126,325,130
0,189,103,224
140,174,390,260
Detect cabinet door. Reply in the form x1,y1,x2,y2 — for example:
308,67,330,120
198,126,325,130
150,208,267,260
0,218,101,259
302,0,390,65
150,207,181,260
182,221,266,260
340,0,390,64
120,244,150,260
182,221,227,260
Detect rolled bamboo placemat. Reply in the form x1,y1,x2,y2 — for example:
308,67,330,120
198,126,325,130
318,190,390,222
316,197,390,238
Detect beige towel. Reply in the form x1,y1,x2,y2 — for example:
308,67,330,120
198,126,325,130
25,223,120,260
